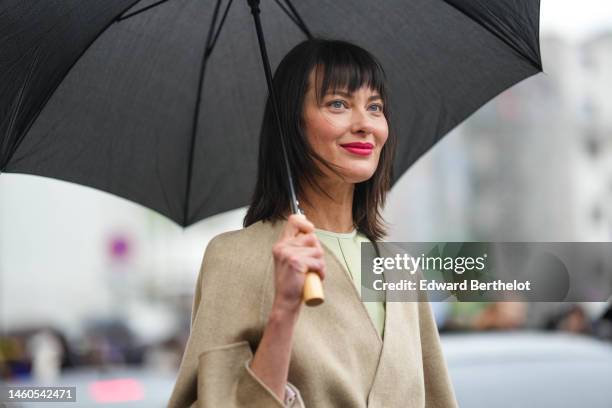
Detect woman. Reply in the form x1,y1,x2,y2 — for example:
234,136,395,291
169,38,457,408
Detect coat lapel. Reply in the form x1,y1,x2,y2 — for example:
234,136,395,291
367,247,423,407
319,239,384,345
317,235,410,406
321,239,422,407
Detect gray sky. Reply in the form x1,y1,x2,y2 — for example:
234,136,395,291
541,0,612,41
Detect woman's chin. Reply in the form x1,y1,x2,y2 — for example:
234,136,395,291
342,170,377,184
327,160,378,183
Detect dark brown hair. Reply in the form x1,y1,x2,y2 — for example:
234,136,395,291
243,38,396,242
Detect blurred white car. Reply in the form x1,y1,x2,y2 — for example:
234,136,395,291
441,331,612,408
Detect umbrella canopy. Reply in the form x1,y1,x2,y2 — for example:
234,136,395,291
0,0,542,227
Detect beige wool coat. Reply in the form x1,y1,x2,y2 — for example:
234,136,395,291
168,219,457,408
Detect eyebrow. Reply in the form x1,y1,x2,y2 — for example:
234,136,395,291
327,90,383,102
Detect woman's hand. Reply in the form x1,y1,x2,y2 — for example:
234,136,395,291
271,214,326,314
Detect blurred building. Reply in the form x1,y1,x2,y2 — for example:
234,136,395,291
581,33,612,240
388,33,612,243
450,33,612,242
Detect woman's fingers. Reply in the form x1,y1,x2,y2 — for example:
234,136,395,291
301,259,326,281
286,254,325,274
275,245,325,267
272,244,326,279
287,232,322,250
288,245,324,260
280,213,314,240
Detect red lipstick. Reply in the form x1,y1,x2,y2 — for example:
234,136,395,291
340,142,374,156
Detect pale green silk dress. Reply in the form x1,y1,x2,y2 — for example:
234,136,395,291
314,228,386,339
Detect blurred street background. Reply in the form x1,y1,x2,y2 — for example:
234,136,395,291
1,1,612,406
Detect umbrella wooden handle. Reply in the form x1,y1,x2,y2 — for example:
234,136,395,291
303,270,324,306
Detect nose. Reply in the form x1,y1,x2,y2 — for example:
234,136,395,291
350,108,375,136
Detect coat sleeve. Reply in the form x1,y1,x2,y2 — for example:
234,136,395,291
417,288,458,408
167,234,306,408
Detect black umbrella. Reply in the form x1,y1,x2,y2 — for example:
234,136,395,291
0,0,542,225
1,1,542,303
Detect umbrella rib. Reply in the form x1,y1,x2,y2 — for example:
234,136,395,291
205,0,234,57
0,45,41,171
442,0,542,70
272,0,300,27
183,0,232,225
273,0,312,39
116,0,172,22
283,0,312,39
1,1,143,173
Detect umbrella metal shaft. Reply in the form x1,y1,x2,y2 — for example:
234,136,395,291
247,0,324,306
247,0,300,215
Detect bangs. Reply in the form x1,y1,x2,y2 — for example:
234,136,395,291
312,42,387,105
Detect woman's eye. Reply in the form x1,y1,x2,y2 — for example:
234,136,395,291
328,100,347,109
369,103,383,112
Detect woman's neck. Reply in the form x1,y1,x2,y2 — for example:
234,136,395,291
297,179,355,233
